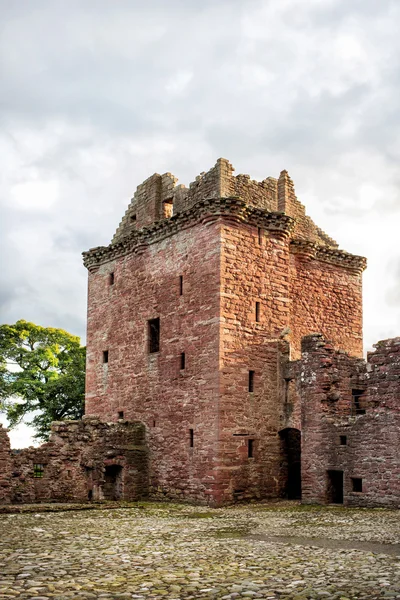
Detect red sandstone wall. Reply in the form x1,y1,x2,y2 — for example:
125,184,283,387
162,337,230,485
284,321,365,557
289,254,363,359
85,221,221,503
217,221,292,503
299,335,400,508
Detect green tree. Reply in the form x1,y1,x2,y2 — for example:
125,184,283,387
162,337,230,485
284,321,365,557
0,320,86,440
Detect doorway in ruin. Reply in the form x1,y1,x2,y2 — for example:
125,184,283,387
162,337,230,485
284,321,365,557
279,428,301,499
327,470,344,504
103,465,123,500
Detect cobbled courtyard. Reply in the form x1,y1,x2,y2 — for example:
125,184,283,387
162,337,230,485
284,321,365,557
1,502,400,600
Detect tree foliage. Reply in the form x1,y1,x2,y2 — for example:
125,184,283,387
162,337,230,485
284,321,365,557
0,320,86,440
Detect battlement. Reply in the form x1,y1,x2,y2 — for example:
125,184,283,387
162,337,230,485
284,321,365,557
111,158,338,247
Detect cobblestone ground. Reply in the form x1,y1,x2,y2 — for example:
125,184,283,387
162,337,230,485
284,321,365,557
1,502,400,600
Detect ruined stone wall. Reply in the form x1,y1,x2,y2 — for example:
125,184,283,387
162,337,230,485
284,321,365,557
9,418,148,504
0,425,12,504
86,220,221,504
298,335,400,508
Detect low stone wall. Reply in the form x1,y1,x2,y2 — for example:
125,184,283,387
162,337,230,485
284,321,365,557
2,417,148,504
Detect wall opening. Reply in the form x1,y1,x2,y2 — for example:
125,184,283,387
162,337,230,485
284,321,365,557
130,214,137,223
103,350,109,364
148,318,160,353
179,275,183,296
163,198,174,218
180,352,186,370
189,428,194,448
118,411,124,420
258,227,262,245
248,439,254,458
248,370,255,392
255,302,260,322
109,272,115,285
340,435,347,445
352,477,362,492
352,389,366,415
33,464,44,478
279,428,301,499
103,465,123,500
327,470,344,504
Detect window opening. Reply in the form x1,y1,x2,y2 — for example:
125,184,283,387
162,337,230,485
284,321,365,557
248,370,255,392
153,420,156,428
179,275,183,296
248,439,254,458
255,302,260,322
352,477,363,492
352,389,366,415
258,227,262,245
180,352,186,370
118,411,124,420
33,464,44,478
130,214,137,223
189,428,194,448
163,198,173,219
103,350,109,364
148,318,160,353
340,435,347,446
109,272,115,285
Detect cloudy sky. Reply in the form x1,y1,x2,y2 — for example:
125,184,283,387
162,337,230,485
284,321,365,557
1,0,400,446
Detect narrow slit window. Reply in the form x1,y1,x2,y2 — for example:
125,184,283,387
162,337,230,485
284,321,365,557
153,420,156,427
109,272,115,285
248,370,255,392
148,318,160,353
255,302,260,322
340,435,347,446
189,428,194,448
118,411,124,420
180,352,186,370
352,477,363,492
258,227,262,245
179,275,183,296
103,350,109,364
33,464,44,478
352,389,366,415
248,439,254,458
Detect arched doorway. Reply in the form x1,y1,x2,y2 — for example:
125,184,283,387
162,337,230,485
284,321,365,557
279,428,301,499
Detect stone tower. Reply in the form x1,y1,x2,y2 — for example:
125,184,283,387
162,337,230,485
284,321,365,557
83,158,366,505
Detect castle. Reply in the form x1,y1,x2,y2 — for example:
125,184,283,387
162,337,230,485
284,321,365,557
1,159,399,507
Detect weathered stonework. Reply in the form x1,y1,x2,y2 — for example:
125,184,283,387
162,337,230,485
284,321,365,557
82,159,369,506
3,158,398,508
1,418,148,504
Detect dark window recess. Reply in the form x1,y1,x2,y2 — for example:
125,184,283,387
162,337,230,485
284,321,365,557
189,428,194,448
248,370,255,392
233,433,250,436
255,302,260,322
248,439,254,458
109,272,115,285
352,389,366,415
179,275,183,296
33,464,44,478
180,352,186,370
153,420,156,427
258,227,262,245
340,435,347,446
352,477,363,492
130,214,137,222
103,350,109,364
118,411,124,420
148,318,160,353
